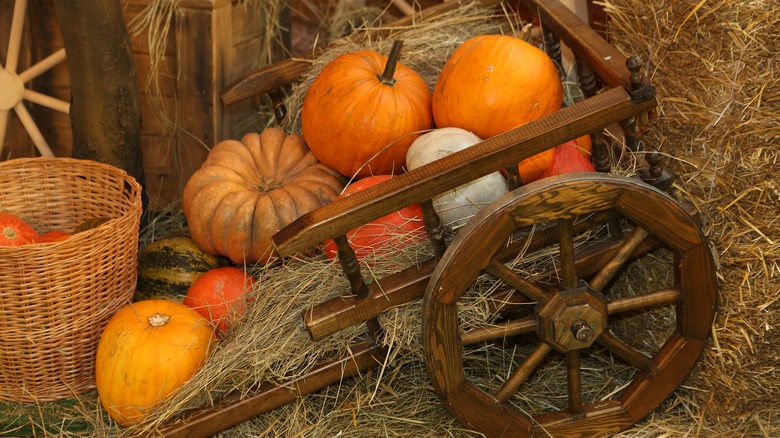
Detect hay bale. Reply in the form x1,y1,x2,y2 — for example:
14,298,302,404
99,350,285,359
603,0,780,434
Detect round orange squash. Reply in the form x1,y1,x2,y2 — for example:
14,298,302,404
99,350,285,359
183,266,257,334
96,300,214,427
301,40,434,179
0,212,38,246
182,128,346,264
432,34,563,140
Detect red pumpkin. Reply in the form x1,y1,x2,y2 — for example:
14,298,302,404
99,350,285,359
0,212,38,246
323,175,426,262
183,266,256,333
35,230,71,243
519,134,592,183
301,41,433,179
432,34,563,140
538,140,596,179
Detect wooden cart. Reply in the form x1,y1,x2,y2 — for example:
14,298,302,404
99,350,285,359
159,0,718,436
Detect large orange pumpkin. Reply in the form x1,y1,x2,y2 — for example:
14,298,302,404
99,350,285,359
322,175,425,262
433,35,563,185
182,128,346,264
432,35,563,140
301,41,434,179
95,300,214,427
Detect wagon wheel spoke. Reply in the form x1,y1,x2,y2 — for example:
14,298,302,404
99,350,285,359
23,89,70,114
6,0,27,74
18,48,67,84
486,259,550,304
590,226,650,292
495,342,552,403
558,218,577,288
0,110,8,152
596,331,656,373
14,102,55,157
460,315,537,346
607,288,680,315
566,351,583,414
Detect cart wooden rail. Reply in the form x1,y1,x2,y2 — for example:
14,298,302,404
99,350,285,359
156,1,717,436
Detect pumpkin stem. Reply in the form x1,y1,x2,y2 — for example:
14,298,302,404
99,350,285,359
379,40,404,86
2,226,17,240
148,313,171,327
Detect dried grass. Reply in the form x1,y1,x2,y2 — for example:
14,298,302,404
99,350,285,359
4,0,777,436
603,0,780,434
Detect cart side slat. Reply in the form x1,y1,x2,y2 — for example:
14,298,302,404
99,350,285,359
157,341,386,438
273,87,656,257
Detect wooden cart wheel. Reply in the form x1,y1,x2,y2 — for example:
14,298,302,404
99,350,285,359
0,0,68,158
422,173,717,437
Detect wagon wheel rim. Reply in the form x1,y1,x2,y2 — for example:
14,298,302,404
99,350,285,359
422,173,717,437
1,0,69,158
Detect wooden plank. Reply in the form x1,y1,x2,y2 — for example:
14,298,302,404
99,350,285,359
157,341,387,438
273,87,655,257
230,1,265,47
173,2,229,199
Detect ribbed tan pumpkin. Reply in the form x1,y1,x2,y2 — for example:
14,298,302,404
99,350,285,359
182,128,346,264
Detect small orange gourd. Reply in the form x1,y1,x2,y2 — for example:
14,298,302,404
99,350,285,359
301,40,433,179
96,300,214,427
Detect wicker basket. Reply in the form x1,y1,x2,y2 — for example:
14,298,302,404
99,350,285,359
0,158,142,402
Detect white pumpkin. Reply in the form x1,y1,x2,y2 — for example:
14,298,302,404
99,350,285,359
406,127,509,229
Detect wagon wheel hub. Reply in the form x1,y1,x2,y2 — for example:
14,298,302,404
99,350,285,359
536,283,607,352
0,69,24,110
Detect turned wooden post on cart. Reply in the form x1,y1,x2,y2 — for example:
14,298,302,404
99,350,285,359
159,0,717,436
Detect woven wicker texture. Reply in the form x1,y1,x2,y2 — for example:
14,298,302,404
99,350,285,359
0,158,142,402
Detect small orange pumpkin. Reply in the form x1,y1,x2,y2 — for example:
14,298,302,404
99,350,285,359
0,212,38,246
96,300,214,427
184,266,256,334
182,128,346,264
35,230,71,243
301,40,433,179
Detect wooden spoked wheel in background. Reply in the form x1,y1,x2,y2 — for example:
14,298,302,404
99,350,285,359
423,173,717,437
0,0,68,158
